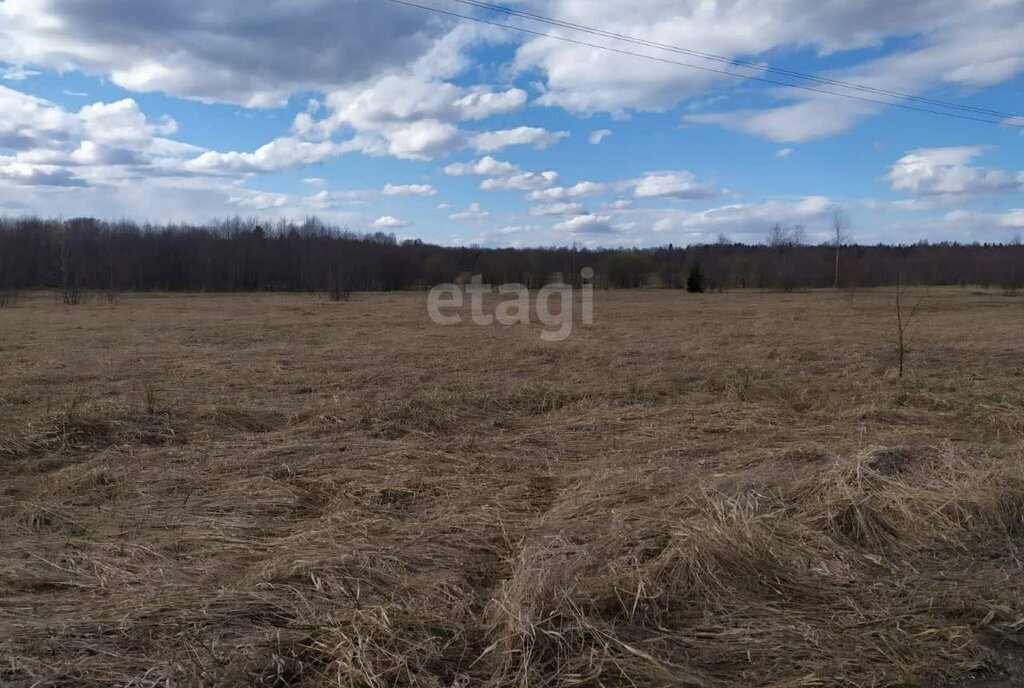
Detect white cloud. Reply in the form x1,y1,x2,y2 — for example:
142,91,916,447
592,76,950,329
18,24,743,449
0,85,80,150
69,141,144,166
526,181,606,202
470,126,569,153
888,147,1023,196
530,202,585,216
686,99,878,143
230,191,290,210
869,207,1024,244
648,196,835,240
381,120,465,160
298,73,529,160
1,65,39,81
481,171,560,192
589,129,612,145
0,160,86,187
998,210,1024,228
443,156,561,193
0,167,367,224
0,86,205,192
79,99,177,148
776,148,794,158
555,214,617,235
1002,116,1024,135
496,224,538,235
449,202,490,220
374,215,411,229
382,183,437,196
443,156,518,178
185,138,348,175
632,171,719,200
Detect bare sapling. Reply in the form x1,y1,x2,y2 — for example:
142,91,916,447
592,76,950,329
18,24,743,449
831,207,852,290
893,274,924,380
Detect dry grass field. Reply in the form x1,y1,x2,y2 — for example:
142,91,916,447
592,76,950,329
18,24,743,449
2,288,1024,687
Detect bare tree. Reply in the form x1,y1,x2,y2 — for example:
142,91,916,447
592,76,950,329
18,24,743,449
790,224,807,247
60,230,84,305
767,223,806,249
767,223,806,291
831,207,852,289
105,248,119,305
893,274,924,380
1009,233,1022,296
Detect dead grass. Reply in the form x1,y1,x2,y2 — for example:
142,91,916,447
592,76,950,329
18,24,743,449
1,287,1023,687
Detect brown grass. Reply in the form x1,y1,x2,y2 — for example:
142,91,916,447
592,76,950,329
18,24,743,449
1,287,1023,687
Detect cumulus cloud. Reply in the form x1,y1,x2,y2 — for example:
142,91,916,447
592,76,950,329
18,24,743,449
382,183,437,196
449,202,490,221
530,202,585,216
80,99,178,147
229,191,289,210
0,85,79,150
0,86,204,191
444,156,561,193
632,171,719,200
554,214,617,235
887,147,1023,196
295,73,528,160
70,141,145,166
526,182,606,202
470,126,569,153
443,156,518,178
0,161,87,187
481,171,560,192
185,138,348,175
589,129,612,145
776,148,794,158
374,215,411,229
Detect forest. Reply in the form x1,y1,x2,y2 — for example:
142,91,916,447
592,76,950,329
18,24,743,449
0,216,1021,297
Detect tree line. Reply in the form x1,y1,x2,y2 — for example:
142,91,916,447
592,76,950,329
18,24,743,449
0,216,1021,298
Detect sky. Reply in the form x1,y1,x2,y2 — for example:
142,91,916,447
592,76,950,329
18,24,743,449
1,0,1023,248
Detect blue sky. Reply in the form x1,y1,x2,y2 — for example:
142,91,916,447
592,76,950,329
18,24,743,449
1,0,1022,247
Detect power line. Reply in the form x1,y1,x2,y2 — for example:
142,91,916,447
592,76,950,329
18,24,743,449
381,0,1024,130
449,0,1022,122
